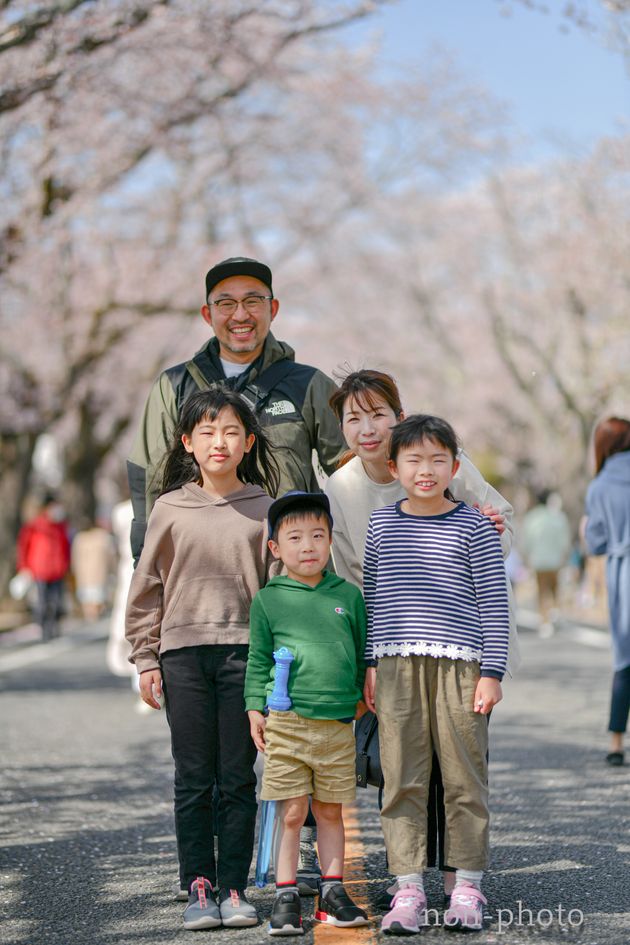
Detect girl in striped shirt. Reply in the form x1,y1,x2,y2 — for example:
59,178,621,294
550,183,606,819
362,415,510,935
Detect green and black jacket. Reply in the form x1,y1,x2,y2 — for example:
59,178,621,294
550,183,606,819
127,333,345,563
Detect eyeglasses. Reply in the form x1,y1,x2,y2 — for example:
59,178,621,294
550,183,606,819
208,295,273,316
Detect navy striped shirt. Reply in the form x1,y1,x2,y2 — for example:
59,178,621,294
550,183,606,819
363,501,509,678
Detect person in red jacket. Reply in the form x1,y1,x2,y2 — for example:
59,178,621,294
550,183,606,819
17,494,71,641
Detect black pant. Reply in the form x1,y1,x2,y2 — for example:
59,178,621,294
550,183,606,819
35,579,64,640
161,644,257,890
609,665,630,733
426,751,453,872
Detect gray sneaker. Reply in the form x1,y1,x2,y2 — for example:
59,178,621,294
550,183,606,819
218,887,259,927
296,827,321,896
183,877,221,930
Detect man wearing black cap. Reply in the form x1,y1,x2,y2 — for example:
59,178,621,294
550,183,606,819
127,257,345,565
127,259,344,898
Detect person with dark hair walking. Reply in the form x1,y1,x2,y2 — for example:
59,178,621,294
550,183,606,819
125,389,280,931
584,416,630,766
16,494,70,641
521,489,571,636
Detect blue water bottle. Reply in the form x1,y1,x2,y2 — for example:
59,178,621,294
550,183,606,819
266,647,295,711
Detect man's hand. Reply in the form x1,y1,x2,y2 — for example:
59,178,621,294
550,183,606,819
473,677,502,715
139,669,163,710
248,710,267,752
363,667,377,714
474,503,505,535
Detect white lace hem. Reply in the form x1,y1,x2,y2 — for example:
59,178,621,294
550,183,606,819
372,641,482,662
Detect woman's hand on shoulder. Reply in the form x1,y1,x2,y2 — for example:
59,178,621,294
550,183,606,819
473,503,505,535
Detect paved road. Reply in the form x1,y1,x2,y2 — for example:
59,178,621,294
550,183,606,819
1,619,628,945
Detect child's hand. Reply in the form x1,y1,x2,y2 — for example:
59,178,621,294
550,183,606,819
473,502,505,535
248,710,267,752
139,669,163,710
354,699,369,721
363,667,377,714
473,677,502,715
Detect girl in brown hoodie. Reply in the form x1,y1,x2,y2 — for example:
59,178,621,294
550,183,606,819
125,389,279,931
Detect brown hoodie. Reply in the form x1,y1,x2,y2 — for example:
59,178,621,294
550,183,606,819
125,482,276,673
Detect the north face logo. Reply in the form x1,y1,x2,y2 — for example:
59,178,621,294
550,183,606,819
265,400,296,417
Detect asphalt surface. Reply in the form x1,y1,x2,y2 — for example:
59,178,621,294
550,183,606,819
1,618,629,945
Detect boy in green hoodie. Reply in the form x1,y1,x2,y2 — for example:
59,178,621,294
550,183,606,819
245,491,369,936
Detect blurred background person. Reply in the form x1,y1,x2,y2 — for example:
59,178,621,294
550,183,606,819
583,417,630,767
71,517,115,620
106,498,137,686
521,489,571,636
16,493,71,641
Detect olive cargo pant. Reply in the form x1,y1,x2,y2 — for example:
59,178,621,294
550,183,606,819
376,654,490,874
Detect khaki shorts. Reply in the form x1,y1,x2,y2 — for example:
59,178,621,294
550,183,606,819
261,710,356,804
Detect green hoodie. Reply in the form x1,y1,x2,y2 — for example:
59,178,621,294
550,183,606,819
245,571,366,720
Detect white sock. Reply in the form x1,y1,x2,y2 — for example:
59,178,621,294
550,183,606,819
397,872,424,893
455,869,483,890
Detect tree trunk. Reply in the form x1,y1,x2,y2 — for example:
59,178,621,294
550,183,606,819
0,431,38,598
62,400,99,527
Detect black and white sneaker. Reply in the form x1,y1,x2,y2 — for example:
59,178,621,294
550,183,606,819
315,883,369,927
269,889,304,936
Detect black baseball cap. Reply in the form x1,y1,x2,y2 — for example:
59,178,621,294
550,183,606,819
205,257,272,299
267,491,333,540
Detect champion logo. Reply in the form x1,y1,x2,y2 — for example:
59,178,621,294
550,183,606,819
265,399,296,417
335,607,345,615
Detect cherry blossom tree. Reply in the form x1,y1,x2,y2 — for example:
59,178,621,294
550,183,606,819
0,0,390,590
1,0,626,599
291,133,630,527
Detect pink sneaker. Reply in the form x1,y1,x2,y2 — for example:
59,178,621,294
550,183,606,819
381,885,428,935
443,883,487,931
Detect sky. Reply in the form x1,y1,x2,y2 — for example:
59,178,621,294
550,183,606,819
344,0,628,160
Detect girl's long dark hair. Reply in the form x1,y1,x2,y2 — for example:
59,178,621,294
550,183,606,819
160,388,280,496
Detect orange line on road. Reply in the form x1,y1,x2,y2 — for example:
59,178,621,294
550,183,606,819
314,801,378,945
